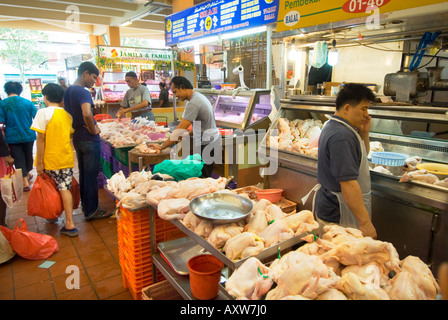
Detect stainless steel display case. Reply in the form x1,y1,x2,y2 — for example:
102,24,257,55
195,89,273,131
258,98,448,273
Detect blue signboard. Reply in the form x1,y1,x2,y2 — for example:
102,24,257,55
165,0,280,46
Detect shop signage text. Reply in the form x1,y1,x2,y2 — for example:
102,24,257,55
277,0,448,32
165,0,280,46
97,46,172,61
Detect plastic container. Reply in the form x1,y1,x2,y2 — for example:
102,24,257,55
187,254,223,300
416,163,448,178
94,114,112,122
221,83,236,90
370,152,407,167
255,189,283,203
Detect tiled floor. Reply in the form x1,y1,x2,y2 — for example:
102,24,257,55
0,166,134,300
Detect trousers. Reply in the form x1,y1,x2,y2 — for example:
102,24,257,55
73,139,101,217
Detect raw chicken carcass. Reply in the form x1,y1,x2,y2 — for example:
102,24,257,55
146,185,176,206
317,288,348,300
399,169,439,184
319,225,401,273
434,178,448,188
182,211,203,231
166,177,227,200
118,191,147,210
157,198,191,220
386,256,441,300
320,235,401,273
223,232,264,261
266,204,288,220
266,252,339,300
341,261,390,289
194,220,215,238
336,272,390,300
225,257,273,300
282,210,319,235
245,210,270,235
258,220,294,248
207,223,243,249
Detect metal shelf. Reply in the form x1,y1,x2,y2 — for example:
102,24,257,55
153,253,233,300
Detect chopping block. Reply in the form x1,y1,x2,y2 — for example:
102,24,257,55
128,147,172,172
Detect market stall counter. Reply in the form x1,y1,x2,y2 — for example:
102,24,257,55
258,97,448,273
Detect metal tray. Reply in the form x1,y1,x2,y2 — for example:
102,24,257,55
157,237,206,275
170,219,308,270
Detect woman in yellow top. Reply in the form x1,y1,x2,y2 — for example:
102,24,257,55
31,83,78,237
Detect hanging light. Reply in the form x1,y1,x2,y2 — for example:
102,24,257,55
328,39,339,66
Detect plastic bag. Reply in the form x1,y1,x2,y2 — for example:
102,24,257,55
153,154,204,181
312,41,328,68
27,173,63,220
9,219,59,260
0,229,15,264
71,177,80,210
1,167,23,208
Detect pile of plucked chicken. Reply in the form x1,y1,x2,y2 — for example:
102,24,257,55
106,170,319,263
225,225,441,300
98,118,170,147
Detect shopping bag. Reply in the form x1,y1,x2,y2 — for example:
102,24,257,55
153,154,204,181
0,167,23,208
27,173,63,220
0,230,15,264
71,176,80,210
9,219,59,260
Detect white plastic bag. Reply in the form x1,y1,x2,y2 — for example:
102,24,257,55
0,230,15,264
1,167,23,208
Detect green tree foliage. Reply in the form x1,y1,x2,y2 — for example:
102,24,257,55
0,28,48,84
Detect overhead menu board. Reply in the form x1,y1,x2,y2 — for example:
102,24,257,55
165,0,280,46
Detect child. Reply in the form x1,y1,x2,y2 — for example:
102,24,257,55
31,83,78,237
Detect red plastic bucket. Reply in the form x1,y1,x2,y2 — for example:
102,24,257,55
187,254,223,300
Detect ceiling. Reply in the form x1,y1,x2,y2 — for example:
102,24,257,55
0,0,177,40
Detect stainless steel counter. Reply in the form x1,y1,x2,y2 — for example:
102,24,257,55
259,101,448,273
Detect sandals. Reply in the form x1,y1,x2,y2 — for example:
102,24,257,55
60,227,79,237
23,186,31,192
85,210,113,221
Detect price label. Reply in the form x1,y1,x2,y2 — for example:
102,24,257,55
342,0,390,13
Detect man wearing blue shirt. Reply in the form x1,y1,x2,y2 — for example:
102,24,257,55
64,62,112,221
314,83,377,239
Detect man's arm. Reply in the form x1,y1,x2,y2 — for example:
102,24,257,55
340,179,377,239
35,132,45,175
158,118,192,150
81,102,100,135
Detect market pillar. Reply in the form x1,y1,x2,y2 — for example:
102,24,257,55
108,26,121,47
89,35,105,49
172,0,194,13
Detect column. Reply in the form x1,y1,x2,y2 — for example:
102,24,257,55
172,0,194,13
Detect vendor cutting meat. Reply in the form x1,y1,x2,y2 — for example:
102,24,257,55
154,76,220,178
304,83,377,239
116,71,154,121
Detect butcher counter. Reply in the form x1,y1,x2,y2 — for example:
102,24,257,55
258,98,448,274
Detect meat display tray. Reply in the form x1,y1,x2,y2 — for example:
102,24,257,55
170,219,307,270
157,237,206,275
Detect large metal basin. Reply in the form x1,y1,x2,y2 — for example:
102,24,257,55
189,193,253,224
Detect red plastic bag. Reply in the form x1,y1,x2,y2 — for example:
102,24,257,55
0,225,12,242
9,219,59,260
27,173,63,220
71,177,80,210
